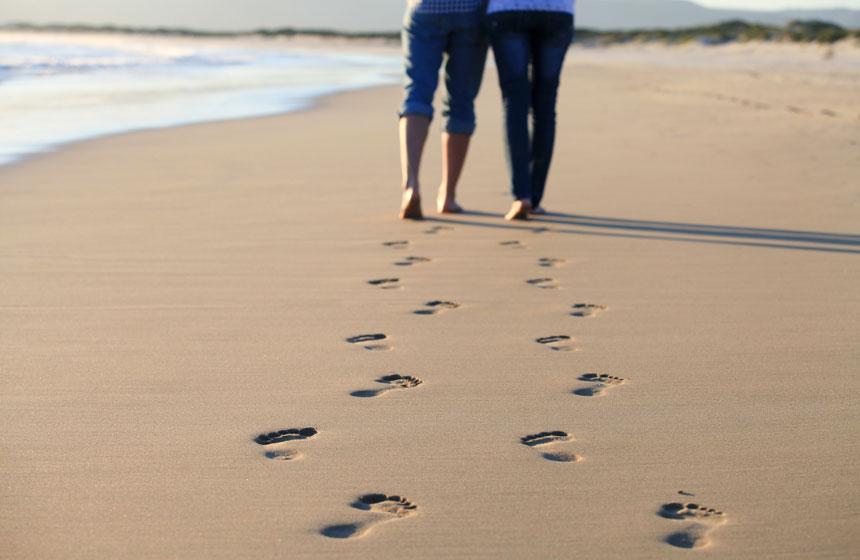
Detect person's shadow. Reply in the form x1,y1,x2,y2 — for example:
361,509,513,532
424,211,860,254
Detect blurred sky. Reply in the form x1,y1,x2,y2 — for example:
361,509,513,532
698,1,860,7
1,0,858,32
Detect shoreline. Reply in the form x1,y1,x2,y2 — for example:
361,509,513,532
3,32,858,174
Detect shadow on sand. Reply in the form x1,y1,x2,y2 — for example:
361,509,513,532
422,211,860,255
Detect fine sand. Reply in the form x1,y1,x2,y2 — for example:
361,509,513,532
1,41,859,558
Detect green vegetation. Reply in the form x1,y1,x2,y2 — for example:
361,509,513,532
1,20,856,46
0,22,399,41
575,20,858,45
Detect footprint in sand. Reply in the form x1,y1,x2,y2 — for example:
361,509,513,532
538,257,566,268
321,494,418,539
570,303,606,317
500,240,526,249
658,502,727,549
573,373,625,397
413,300,460,315
254,427,318,460
526,278,558,289
521,431,580,462
346,334,392,351
383,240,409,249
351,374,422,398
425,225,453,235
536,335,578,352
395,256,432,267
367,278,400,290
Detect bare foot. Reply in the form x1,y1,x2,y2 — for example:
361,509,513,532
505,199,530,221
437,198,463,214
437,187,463,214
529,206,547,215
399,189,423,220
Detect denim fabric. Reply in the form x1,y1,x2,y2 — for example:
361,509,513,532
399,5,489,135
486,10,573,206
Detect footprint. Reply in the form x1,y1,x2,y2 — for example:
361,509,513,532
254,427,318,460
425,225,453,235
521,431,580,462
351,374,423,398
658,502,727,549
394,256,432,267
538,257,566,268
367,278,400,290
526,278,558,289
573,373,625,397
570,303,606,317
413,300,460,315
346,334,392,351
531,227,551,234
536,335,578,352
500,240,525,249
383,240,409,249
321,494,418,539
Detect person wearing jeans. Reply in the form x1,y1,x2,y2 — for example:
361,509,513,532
398,0,489,219
485,0,574,220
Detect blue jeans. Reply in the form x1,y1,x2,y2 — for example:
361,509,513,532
399,6,489,135
487,11,573,206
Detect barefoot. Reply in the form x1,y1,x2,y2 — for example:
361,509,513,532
529,206,547,215
505,199,530,221
399,189,423,220
437,188,463,214
437,198,463,214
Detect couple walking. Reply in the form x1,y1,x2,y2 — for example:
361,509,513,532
398,0,574,221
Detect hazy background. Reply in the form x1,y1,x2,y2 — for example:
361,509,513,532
2,0,859,31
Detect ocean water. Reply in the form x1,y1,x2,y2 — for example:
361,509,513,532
0,32,401,167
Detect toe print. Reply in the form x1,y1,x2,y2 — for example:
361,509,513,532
538,257,566,267
425,225,453,235
395,256,432,266
570,304,607,317
521,431,580,462
382,240,409,249
536,335,578,352
254,427,318,461
351,374,423,398
413,300,460,315
321,494,418,539
346,334,393,351
573,373,625,397
500,240,526,249
658,502,727,549
526,278,558,289
367,278,400,289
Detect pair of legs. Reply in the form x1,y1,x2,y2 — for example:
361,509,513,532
400,117,470,219
398,7,488,220
487,11,573,220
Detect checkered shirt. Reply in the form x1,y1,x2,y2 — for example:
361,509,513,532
411,0,486,14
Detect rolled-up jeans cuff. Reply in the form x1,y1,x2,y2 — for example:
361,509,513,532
443,117,476,135
398,103,434,121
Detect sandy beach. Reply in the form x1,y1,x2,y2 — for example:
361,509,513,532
2,40,859,558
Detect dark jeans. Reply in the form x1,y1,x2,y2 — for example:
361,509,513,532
399,5,489,135
487,11,573,206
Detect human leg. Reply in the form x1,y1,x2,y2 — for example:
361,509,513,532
437,12,488,213
487,11,533,215
399,115,431,219
438,132,469,213
528,12,573,210
398,8,447,219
